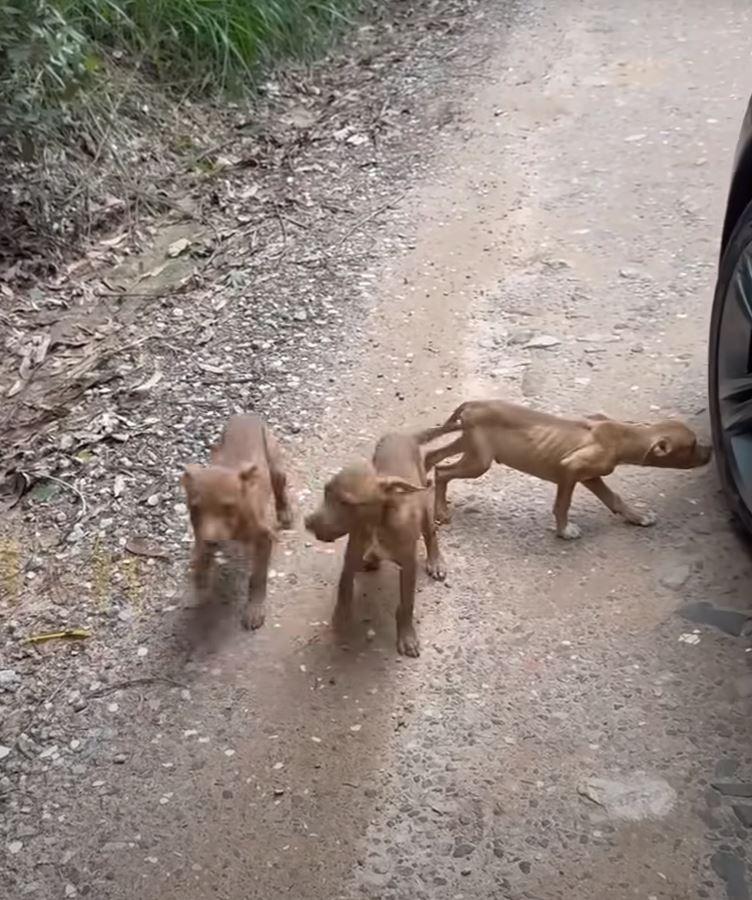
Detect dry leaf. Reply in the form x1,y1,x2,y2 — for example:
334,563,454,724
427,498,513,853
125,537,170,560
132,370,163,393
167,238,191,258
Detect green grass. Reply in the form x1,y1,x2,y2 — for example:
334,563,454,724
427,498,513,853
59,0,363,93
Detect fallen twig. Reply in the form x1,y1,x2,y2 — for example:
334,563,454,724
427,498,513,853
331,191,407,250
89,676,187,698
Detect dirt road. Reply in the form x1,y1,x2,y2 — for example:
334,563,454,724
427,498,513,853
4,1,752,898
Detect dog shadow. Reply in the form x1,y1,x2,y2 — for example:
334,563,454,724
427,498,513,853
173,544,252,660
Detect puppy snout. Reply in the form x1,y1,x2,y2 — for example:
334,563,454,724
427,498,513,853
305,509,341,542
696,443,713,466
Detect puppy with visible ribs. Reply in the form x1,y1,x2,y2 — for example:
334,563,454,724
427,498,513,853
424,400,711,539
181,414,293,630
305,431,446,658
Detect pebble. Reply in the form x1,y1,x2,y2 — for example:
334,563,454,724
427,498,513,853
660,564,692,590
578,773,676,821
712,782,752,798
0,745,11,760
680,602,751,637
7,840,23,854
0,669,20,690
711,850,750,900
733,805,752,828
523,334,561,350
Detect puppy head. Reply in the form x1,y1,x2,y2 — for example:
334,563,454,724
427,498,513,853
304,461,424,542
181,463,258,543
641,420,712,469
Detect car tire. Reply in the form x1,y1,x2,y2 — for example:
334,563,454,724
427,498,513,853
709,196,752,537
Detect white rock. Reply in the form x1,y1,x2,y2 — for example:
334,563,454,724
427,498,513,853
578,773,676,821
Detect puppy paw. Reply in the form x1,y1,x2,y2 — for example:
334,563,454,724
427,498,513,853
557,522,582,541
277,507,294,530
241,602,266,631
397,628,420,658
632,509,657,527
434,509,451,526
426,557,446,581
362,554,381,572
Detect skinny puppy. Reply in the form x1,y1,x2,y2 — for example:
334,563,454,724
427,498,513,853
182,414,293,630
305,431,445,657
424,400,711,539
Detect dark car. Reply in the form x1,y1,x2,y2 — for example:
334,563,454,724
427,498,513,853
709,95,752,535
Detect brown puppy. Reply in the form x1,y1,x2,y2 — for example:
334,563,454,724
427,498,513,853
423,400,712,539
181,413,293,630
304,432,445,658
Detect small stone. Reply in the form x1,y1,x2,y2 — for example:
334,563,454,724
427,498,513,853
519,861,532,874
660,564,691,590
523,334,561,350
733,805,752,828
711,850,750,900
136,646,148,658
452,842,475,858
71,697,88,713
65,885,77,898
350,724,362,733
0,745,11,760
146,494,160,507
507,328,534,345
7,840,23,854
619,266,650,279
680,602,750,637
577,773,676,821
0,669,20,690
712,782,752,798
113,754,127,765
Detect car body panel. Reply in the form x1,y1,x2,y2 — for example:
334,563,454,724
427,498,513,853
721,94,752,253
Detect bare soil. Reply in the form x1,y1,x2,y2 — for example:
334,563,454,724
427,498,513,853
2,1,752,899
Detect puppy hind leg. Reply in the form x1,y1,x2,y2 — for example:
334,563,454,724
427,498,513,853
433,430,493,524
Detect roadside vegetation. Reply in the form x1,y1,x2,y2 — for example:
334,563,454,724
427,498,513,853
0,0,365,266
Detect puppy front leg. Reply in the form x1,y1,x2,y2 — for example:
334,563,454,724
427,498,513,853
242,531,272,631
582,477,656,527
191,539,214,593
333,535,364,631
268,445,294,529
396,555,420,658
553,478,580,540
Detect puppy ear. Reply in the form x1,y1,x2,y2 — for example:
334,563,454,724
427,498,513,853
181,464,200,490
239,463,258,483
378,476,425,495
647,437,672,460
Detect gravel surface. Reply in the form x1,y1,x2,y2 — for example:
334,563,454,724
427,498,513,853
3,1,752,899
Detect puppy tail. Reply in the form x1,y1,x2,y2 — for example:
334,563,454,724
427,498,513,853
413,403,469,445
